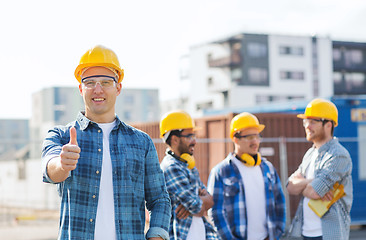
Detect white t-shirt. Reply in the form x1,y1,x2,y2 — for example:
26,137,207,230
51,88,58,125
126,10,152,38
186,216,206,240
186,178,206,240
233,157,268,240
302,149,322,237
94,121,117,240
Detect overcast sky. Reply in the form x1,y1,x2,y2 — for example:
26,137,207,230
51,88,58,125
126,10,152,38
1,0,366,119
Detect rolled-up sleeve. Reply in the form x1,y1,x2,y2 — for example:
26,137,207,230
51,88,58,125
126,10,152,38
311,153,352,197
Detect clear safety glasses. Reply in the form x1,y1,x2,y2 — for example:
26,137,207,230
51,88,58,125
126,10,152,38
81,75,117,89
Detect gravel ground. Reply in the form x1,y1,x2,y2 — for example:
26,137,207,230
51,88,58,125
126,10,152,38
0,218,365,240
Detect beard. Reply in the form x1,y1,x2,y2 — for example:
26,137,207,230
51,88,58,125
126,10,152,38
178,140,195,155
306,128,327,142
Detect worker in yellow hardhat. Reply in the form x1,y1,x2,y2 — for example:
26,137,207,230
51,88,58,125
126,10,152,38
159,110,219,240
207,112,286,240
41,45,170,240
287,98,353,239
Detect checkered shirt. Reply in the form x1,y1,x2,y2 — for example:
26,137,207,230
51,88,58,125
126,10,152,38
42,112,171,240
207,153,286,240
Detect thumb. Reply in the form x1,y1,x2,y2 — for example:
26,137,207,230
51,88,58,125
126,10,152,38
69,127,78,145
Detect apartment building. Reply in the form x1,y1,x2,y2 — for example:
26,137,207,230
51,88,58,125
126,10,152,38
174,33,354,117
333,41,366,95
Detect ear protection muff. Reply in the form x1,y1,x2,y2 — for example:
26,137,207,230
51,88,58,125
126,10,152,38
168,150,196,169
235,152,261,167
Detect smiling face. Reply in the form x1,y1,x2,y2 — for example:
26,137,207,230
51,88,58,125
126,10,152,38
79,66,122,123
302,118,332,147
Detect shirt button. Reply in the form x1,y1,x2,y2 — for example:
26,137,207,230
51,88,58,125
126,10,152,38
98,130,101,133
98,149,101,152
96,170,100,174
92,195,96,199
90,219,93,222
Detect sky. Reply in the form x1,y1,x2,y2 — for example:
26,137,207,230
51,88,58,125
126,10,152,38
1,0,366,119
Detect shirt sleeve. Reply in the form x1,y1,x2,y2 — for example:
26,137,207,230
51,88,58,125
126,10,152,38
41,127,64,184
207,167,237,240
311,152,352,197
163,162,203,215
144,138,171,240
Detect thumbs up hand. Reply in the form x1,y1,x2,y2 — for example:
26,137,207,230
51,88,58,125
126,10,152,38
59,126,81,172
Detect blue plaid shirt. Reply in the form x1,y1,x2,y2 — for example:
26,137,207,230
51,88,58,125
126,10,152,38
160,152,219,240
42,112,171,240
207,153,286,240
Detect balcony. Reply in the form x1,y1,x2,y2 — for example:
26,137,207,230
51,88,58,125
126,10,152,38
208,50,241,68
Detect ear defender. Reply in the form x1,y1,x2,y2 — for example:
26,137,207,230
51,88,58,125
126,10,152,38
180,153,196,169
236,152,261,167
168,150,196,169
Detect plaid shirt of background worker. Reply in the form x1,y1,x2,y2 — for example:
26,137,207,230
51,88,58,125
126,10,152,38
160,153,219,240
207,153,286,240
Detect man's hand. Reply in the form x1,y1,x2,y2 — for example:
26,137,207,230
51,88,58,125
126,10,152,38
194,188,214,217
47,127,80,182
287,171,312,195
199,188,208,196
59,126,80,171
321,190,334,201
175,204,190,219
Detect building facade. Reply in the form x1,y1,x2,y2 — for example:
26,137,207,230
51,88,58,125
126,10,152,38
174,33,366,117
0,119,29,160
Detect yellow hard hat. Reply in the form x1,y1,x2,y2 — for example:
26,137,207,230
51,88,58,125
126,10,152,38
74,45,124,83
160,110,199,138
297,98,338,126
230,112,265,139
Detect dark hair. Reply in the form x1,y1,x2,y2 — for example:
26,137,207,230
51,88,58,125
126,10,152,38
233,132,242,139
322,120,335,136
166,130,183,146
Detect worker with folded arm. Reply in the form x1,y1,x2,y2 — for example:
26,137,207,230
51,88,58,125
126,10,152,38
159,110,219,240
287,98,353,240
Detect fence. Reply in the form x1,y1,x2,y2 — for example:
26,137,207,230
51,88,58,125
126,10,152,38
0,135,364,225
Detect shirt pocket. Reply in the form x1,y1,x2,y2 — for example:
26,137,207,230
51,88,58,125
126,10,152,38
223,177,240,197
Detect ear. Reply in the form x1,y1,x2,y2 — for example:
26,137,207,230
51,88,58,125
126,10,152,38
78,84,83,96
116,83,122,96
171,135,180,146
233,136,239,144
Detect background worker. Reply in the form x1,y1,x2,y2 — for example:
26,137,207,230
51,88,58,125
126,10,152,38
159,110,219,240
208,112,286,240
41,45,171,240
287,98,353,240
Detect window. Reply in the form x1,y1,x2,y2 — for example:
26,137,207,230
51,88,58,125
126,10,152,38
248,68,268,84
345,73,365,89
207,77,214,86
333,48,342,61
345,49,363,66
247,43,267,58
333,72,342,84
280,71,305,80
196,101,213,111
231,68,242,82
279,46,304,56
256,95,304,104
